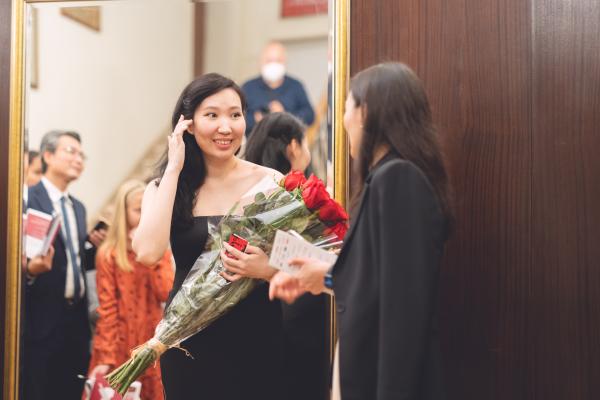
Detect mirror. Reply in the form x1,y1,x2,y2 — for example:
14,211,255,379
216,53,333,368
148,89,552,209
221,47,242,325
4,0,349,399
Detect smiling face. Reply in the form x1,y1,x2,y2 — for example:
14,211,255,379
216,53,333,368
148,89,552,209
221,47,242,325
189,88,246,161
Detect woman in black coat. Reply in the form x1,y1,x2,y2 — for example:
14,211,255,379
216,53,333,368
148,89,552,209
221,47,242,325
270,62,453,400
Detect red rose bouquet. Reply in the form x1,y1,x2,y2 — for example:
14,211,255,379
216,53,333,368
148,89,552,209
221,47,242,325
106,172,348,394
281,172,349,240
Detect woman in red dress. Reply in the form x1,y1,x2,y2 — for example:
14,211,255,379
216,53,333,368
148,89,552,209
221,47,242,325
88,180,174,400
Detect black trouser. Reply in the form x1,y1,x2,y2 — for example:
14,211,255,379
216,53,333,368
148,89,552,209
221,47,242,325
22,299,90,400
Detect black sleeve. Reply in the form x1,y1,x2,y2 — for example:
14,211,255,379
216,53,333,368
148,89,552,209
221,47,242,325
372,161,443,400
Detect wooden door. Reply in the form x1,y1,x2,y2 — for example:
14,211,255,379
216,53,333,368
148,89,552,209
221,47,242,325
350,0,600,399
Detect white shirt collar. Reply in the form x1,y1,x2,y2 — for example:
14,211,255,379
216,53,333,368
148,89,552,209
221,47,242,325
41,176,70,203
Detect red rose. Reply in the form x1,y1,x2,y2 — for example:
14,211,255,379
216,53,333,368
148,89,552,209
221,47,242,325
301,174,330,210
281,170,307,191
327,222,349,241
319,198,349,223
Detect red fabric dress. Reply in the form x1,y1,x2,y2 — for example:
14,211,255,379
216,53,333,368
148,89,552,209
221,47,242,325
89,250,174,400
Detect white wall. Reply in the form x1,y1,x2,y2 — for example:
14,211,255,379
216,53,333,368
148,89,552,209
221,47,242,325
26,0,329,220
203,0,329,106
284,38,329,108
27,0,194,219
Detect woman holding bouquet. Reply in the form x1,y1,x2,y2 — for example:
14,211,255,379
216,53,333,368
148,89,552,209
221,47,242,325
245,112,330,400
88,180,174,400
270,62,453,400
132,73,284,400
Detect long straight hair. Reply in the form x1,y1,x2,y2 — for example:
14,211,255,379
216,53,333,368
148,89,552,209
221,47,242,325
99,180,146,272
154,73,247,230
244,112,306,174
350,62,454,229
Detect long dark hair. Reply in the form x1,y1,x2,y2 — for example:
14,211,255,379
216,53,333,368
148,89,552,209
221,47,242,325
154,73,246,230
244,112,306,174
350,62,454,229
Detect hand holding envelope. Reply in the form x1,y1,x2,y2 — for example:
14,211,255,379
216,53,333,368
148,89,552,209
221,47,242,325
268,230,336,303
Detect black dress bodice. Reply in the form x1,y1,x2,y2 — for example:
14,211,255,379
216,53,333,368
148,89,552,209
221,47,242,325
161,216,283,400
167,216,221,306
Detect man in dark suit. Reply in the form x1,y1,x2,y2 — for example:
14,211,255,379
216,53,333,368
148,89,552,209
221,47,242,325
23,130,91,400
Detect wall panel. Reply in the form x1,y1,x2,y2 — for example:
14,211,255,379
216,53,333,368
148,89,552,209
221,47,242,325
350,0,596,398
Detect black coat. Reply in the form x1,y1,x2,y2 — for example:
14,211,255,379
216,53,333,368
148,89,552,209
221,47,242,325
332,154,446,400
25,181,90,341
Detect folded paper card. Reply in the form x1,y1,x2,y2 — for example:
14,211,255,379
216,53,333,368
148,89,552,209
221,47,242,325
269,230,338,274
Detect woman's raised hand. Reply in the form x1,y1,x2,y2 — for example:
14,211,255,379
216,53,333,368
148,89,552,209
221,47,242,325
220,242,277,282
166,115,193,173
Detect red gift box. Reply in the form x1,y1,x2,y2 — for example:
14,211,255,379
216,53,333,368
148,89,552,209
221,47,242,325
225,233,248,259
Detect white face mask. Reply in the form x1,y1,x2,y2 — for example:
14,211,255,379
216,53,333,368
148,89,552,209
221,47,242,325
261,62,286,84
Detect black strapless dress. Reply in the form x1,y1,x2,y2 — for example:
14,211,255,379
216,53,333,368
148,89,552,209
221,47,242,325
161,216,284,400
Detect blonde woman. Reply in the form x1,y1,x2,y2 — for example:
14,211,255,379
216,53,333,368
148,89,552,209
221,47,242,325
88,180,174,400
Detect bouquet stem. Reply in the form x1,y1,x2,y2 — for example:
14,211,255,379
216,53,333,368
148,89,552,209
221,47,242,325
106,339,165,395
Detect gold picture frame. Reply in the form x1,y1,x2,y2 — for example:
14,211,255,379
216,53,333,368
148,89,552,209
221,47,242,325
3,1,350,398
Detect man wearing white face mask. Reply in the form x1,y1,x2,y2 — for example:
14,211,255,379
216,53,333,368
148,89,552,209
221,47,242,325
242,41,315,136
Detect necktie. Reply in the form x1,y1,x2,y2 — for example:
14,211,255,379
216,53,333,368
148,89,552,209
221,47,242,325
60,196,81,300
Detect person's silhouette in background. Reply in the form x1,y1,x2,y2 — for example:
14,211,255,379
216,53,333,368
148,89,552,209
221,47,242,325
242,41,314,136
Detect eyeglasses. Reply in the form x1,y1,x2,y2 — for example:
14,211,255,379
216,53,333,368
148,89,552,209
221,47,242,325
59,145,87,161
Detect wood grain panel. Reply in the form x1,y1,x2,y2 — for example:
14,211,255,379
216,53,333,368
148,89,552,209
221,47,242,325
432,2,533,398
0,0,13,385
351,1,533,399
531,1,600,399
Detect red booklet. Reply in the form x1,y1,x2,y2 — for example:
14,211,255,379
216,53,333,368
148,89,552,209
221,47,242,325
24,209,60,259
225,233,249,259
